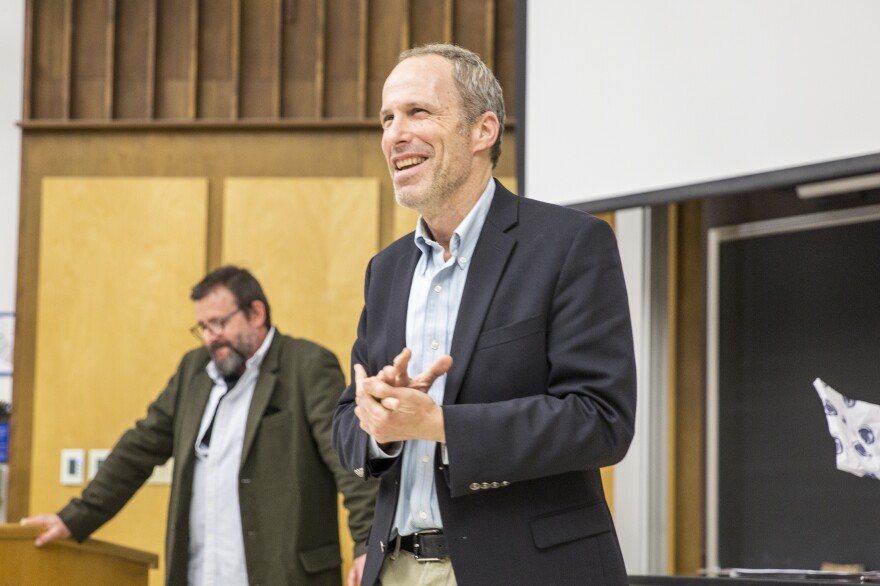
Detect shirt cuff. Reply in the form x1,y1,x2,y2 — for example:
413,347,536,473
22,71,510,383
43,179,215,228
368,438,403,459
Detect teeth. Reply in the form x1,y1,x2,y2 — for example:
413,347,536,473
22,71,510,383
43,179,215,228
396,157,425,170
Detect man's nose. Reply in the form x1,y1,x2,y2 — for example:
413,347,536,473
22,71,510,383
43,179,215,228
384,116,411,143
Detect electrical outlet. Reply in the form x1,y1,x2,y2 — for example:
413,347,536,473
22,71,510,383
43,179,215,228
147,457,174,485
87,448,111,481
60,449,85,485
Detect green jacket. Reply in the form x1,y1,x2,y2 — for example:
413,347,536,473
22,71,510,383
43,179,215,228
60,331,377,585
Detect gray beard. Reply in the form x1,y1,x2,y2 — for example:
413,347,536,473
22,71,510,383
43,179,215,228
213,345,246,377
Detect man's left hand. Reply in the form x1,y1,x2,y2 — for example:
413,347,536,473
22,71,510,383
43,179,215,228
347,553,367,586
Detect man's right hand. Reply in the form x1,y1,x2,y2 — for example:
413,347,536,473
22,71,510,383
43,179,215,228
20,514,72,546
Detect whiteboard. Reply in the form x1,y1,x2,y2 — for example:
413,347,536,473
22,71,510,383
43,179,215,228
523,0,880,209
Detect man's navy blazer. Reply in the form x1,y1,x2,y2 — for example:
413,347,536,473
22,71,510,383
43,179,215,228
333,180,637,585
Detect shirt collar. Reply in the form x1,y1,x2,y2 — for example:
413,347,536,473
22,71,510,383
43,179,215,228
206,326,276,383
413,177,496,266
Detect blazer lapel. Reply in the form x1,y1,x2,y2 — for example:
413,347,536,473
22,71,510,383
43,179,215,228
240,334,280,466
444,185,518,405
386,246,420,366
177,366,214,472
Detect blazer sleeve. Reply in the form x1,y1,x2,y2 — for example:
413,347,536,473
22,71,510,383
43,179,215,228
58,359,185,540
441,216,637,497
303,342,377,557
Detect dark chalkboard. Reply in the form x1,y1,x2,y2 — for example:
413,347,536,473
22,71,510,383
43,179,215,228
715,211,880,570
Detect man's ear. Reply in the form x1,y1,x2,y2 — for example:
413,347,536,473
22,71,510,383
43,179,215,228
247,300,268,327
471,111,500,155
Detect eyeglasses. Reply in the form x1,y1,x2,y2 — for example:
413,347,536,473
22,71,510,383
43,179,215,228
190,307,243,341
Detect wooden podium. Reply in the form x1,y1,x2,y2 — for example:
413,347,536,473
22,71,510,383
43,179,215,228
0,524,158,585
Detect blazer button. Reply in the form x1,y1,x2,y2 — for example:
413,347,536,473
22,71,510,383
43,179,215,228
240,478,252,484
481,482,490,489
469,482,481,491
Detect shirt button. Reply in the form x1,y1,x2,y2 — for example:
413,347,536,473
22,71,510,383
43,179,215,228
419,511,428,520
434,284,443,293
458,257,467,266
431,341,439,350
421,456,429,463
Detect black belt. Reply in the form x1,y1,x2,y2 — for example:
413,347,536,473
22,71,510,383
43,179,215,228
398,530,449,561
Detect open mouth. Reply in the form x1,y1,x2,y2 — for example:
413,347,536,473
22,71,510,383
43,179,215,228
395,156,426,171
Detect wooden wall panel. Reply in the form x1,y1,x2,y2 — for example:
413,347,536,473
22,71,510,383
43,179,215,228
324,0,363,118
366,0,408,117
452,0,494,67
410,0,453,46
30,0,71,119
672,200,705,574
70,0,111,120
198,0,237,119
155,0,196,119
25,0,518,126
31,178,209,586
240,0,282,118
493,0,517,117
281,0,321,118
114,0,156,119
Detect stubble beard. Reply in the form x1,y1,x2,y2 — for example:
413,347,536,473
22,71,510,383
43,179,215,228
393,156,472,218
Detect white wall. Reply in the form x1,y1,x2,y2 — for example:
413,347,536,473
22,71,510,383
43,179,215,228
525,0,880,207
0,4,24,406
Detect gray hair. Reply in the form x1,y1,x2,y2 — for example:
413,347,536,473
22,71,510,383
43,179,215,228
400,44,505,167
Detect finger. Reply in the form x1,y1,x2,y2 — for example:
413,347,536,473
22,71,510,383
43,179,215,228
378,365,398,383
20,515,51,527
392,347,413,373
413,354,453,388
353,364,368,384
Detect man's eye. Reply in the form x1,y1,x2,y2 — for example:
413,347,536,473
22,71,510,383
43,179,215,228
381,115,394,127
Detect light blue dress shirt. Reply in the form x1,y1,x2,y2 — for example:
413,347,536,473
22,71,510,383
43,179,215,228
389,178,495,536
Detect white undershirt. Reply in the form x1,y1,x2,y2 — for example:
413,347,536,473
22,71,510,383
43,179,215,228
187,328,275,586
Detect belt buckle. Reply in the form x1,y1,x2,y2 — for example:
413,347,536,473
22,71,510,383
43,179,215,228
412,529,442,562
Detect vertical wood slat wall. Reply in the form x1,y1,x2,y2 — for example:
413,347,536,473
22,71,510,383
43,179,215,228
24,0,518,124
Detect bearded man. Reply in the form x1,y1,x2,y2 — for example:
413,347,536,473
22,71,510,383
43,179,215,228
23,265,377,586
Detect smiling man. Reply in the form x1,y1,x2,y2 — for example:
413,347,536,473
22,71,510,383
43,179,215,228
23,265,377,586
332,44,638,586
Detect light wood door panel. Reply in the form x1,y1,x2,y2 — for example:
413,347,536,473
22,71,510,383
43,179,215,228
33,177,209,586
222,177,381,374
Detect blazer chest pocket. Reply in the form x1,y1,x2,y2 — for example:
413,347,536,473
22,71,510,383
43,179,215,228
476,315,545,350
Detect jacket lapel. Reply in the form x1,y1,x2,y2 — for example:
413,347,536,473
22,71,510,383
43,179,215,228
176,365,214,474
444,184,518,405
240,333,280,466
386,246,420,366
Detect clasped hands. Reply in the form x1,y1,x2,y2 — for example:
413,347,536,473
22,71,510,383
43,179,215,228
354,347,453,446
